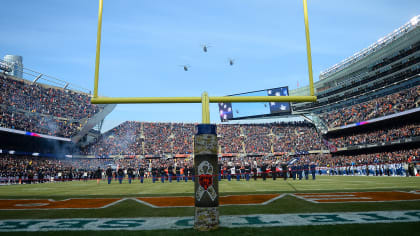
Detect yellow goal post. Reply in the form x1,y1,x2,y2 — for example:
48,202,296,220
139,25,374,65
91,0,317,124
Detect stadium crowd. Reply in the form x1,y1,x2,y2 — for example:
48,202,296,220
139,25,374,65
327,123,420,148
1,147,418,185
0,106,82,137
82,121,324,156
0,74,101,137
319,85,420,128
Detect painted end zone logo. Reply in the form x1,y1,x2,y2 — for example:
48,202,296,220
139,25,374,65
0,210,419,231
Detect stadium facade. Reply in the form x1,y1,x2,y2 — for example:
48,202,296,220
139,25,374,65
291,15,420,117
289,15,420,156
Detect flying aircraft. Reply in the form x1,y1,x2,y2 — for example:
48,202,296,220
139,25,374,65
179,65,190,71
228,58,235,66
201,44,211,53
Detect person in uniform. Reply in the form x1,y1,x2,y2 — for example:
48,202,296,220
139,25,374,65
27,171,34,184
261,162,267,181
304,162,309,180
310,162,316,180
252,164,258,181
95,167,102,184
188,165,194,182
281,162,288,181
235,163,241,181
159,164,165,183
291,163,297,180
114,167,118,181
240,164,246,180
83,170,88,182
227,163,232,181
37,170,44,184
175,164,181,182
106,166,113,184
68,168,73,182
245,162,251,181
151,165,157,183
139,165,145,183
117,167,124,184
271,162,277,181
127,166,134,184
168,164,174,183
183,164,189,182
297,162,303,180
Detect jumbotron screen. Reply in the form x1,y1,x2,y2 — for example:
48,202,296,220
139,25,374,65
218,86,291,122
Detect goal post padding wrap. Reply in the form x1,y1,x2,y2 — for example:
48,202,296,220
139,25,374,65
194,124,219,231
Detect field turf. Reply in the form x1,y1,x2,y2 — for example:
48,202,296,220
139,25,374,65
0,176,419,235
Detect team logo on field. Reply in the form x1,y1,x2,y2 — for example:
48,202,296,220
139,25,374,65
196,161,217,201
1,211,420,231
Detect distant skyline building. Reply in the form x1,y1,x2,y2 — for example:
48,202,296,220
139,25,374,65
3,55,23,78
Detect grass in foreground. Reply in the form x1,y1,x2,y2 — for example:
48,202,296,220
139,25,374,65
0,176,419,199
1,222,419,236
0,176,419,219
0,176,419,235
1,194,420,219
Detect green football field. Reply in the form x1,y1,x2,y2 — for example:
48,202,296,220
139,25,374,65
0,176,420,235
1,175,419,198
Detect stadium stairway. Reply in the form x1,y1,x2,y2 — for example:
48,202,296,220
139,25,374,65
71,104,117,143
304,113,328,134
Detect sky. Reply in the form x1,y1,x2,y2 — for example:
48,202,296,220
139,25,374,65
1,0,419,132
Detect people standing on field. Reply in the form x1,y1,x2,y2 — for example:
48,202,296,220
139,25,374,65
95,167,102,184
106,166,113,184
117,167,124,184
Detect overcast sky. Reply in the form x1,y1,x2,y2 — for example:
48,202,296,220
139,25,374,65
1,0,419,131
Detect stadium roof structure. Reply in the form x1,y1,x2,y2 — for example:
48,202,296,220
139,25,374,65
319,15,420,80
91,0,317,124
0,58,91,94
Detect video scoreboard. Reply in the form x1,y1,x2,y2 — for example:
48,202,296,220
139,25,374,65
218,86,291,122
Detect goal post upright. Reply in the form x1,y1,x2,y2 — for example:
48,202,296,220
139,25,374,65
303,0,315,96
93,0,103,99
91,0,316,231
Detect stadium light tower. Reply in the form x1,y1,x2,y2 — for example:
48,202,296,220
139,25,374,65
91,0,317,231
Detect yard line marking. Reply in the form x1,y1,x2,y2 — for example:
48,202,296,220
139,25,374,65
136,194,281,208
308,197,371,201
297,194,357,198
0,198,122,210
0,194,281,209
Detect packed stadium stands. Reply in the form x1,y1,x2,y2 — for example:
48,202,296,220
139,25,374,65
81,121,324,156
318,85,420,128
327,123,420,148
0,73,101,138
